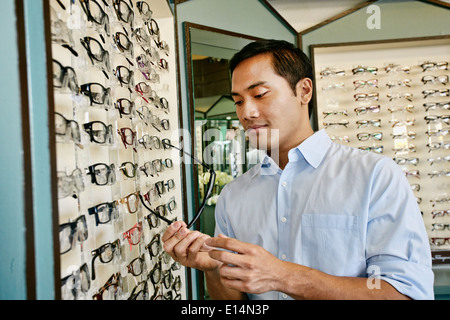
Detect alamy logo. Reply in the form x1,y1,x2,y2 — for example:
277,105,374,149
366,4,381,30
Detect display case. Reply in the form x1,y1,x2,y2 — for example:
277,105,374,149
311,36,450,265
50,0,186,300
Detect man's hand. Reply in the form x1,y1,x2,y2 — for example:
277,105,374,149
161,221,220,272
206,235,284,294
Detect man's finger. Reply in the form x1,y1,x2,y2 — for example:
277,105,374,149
161,221,187,242
205,234,249,254
172,231,203,259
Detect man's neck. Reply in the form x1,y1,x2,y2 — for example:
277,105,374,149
268,129,314,170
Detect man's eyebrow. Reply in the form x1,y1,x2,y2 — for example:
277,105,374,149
231,81,267,96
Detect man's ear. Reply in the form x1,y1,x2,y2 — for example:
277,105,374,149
295,78,313,105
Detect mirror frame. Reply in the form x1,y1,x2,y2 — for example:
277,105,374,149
184,22,262,224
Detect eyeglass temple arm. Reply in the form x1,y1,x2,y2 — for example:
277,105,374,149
138,194,174,225
161,141,216,229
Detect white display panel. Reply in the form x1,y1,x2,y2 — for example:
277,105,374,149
312,37,450,263
51,0,186,299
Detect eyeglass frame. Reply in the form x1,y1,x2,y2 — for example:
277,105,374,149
139,141,216,229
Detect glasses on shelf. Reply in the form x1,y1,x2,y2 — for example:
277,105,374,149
430,237,450,246
117,127,137,152
422,75,448,85
392,144,416,154
79,0,110,36
92,272,123,300
431,209,450,218
52,60,79,94
423,101,449,112
352,66,377,75
148,260,162,287
323,120,349,128
432,223,450,231
384,64,410,73
354,105,380,115
358,145,383,153
127,254,146,277
119,161,137,178
55,112,82,147
320,68,345,78
322,110,348,118
114,98,135,118
424,115,450,124
387,92,413,102
155,197,177,217
388,105,414,113
91,239,121,280
123,222,143,251
128,281,149,300
57,168,85,199
117,191,140,214
430,197,450,207
112,0,134,28
428,170,450,178
356,132,383,141
88,201,119,226
394,157,419,166
112,31,134,57
146,233,162,258
145,18,160,40
85,163,116,186
61,263,90,300
386,79,411,88
79,82,111,107
356,119,381,128
427,141,450,152
82,120,114,145
59,215,88,255
136,1,153,21
427,155,450,165
420,61,448,72
80,36,111,78
423,89,449,99
113,65,134,89
353,79,378,90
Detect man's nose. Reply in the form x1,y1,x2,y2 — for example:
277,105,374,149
241,100,260,120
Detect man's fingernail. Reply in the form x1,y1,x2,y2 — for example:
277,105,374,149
172,221,180,229
179,228,187,236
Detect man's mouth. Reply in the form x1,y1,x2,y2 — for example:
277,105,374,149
247,125,268,133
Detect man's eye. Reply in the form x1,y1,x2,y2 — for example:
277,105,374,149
234,100,243,106
255,92,267,98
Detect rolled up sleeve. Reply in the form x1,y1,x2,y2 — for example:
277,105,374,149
366,158,434,300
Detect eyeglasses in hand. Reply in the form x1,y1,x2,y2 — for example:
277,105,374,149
139,141,216,229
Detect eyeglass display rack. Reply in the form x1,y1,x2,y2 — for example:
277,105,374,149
311,36,450,265
51,0,186,299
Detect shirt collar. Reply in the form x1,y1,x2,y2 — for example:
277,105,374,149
251,130,332,177
296,129,332,169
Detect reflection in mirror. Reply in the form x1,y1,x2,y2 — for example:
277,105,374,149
185,23,264,238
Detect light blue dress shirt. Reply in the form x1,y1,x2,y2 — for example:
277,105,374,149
214,129,434,300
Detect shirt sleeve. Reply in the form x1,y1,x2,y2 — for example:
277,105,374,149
366,157,434,300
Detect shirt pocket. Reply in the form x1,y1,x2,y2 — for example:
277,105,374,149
301,214,362,276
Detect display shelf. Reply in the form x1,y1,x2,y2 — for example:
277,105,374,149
50,0,185,300
311,36,450,262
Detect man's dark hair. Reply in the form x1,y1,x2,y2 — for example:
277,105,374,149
229,39,314,117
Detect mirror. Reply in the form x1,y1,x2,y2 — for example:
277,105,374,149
185,23,264,237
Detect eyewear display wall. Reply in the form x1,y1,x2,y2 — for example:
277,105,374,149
52,0,186,300
312,36,450,264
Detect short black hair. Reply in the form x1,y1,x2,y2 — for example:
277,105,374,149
229,39,314,118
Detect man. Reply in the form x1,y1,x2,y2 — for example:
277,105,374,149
162,40,434,300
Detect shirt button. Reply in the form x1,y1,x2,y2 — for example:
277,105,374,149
282,294,288,299
281,181,287,187
281,254,287,260
281,217,287,223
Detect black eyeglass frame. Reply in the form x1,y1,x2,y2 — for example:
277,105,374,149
138,141,215,229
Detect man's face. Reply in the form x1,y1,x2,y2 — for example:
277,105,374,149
231,53,309,153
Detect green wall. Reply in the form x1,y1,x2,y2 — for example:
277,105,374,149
302,0,450,54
